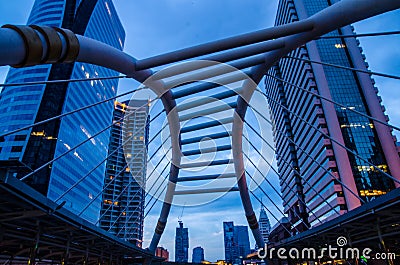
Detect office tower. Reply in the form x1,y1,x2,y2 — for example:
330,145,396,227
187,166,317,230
223,222,236,263
100,100,149,247
156,247,170,261
0,0,125,223
265,0,399,231
223,222,251,263
175,221,189,262
235,226,251,258
258,207,271,245
192,246,205,263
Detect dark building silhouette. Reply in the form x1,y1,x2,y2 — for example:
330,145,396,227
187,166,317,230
192,246,205,263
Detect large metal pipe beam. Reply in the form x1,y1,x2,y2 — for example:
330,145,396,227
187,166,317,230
182,144,232,156
174,187,239,195
181,117,233,133
177,173,236,182
176,88,242,112
181,131,231,145
135,20,314,70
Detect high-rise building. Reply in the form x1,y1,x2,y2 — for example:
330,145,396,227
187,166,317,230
100,100,149,247
175,221,189,262
258,206,271,245
265,0,400,231
223,222,236,263
235,226,251,259
0,0,125,223
223,222,251,263
192,246,205,263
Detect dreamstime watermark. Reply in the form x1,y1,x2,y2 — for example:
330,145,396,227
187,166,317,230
257,236,396,261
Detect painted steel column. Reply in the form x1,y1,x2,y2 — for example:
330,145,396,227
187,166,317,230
232,109,265,248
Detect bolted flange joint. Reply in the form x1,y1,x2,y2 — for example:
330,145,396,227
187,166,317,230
1,24,80,67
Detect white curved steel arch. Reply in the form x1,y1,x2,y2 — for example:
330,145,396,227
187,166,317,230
0,0,398,253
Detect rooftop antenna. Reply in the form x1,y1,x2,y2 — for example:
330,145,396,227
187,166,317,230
178,202,186,222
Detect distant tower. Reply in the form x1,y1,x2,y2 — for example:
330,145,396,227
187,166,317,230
223,221,251,263
258,206,271,245
192,246,205,263
175,221,189,262
100,100,149,247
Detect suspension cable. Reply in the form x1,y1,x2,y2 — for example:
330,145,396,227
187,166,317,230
102,153,171,230
250,190,293,236
19,99,155,182
55,119,162,203
244,120,342,215
125,177,169,240
79,135,170,217
265,73,400,132
242,134,325,225
247,99,367,203
0,74,129,88
317,30,400,39
0,85,148,139
285,55,400,80
117,172,170,238
244,167,303,234
256,87,400,186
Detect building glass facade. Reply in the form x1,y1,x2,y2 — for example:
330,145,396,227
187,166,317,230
0,0,125,224
258,207,271,245
266,0,398,230
223,222,251,264
175,221,189,262
100,100,149,247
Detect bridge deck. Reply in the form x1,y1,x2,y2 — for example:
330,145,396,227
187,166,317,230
0,168,160,264
270,188,400,249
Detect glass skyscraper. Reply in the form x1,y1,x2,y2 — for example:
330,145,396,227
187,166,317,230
0,0,125,224
265,0,400,231
258,206,271,245
223,221,251,264
100,100,149,247
175,221,189,262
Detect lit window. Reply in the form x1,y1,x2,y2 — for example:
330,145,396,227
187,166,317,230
105,2,111,15
334,43,346,49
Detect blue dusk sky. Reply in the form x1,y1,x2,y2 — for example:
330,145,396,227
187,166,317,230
0,1,399,262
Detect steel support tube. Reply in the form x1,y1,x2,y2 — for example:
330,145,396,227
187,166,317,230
172,71,250,99
181,117,233,133
174,187,239,195
135,20,314,70
177,173,236,182
182,144,232,156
